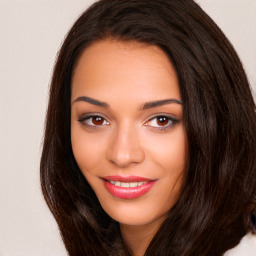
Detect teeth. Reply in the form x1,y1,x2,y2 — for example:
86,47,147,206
129,182,138,188
109,181,147,187
121,182,129,187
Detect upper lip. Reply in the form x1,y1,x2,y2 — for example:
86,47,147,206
102,175,153,182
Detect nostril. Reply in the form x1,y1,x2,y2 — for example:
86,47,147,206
108,150,144,168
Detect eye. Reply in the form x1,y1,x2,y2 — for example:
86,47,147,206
145,115,179,130
78,115,110,127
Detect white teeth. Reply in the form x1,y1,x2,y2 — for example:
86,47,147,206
129,182,138,188
109,181,147,187
121,182,129,188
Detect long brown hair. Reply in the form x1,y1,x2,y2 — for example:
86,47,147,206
40,0,256,255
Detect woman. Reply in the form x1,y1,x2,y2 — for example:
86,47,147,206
40,0,256,255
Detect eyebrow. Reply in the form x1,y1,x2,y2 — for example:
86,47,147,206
72,96,182,109
140,99,182,110
73,96,109,108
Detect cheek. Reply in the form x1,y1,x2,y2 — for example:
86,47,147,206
144,127,187,174
150,130,186,212
71,124,105,173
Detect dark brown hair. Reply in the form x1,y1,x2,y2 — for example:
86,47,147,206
40,0,256,255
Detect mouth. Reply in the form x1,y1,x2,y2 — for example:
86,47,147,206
102,175,156,199
109,180,148,188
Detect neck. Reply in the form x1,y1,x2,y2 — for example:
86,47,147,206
120,216,165,256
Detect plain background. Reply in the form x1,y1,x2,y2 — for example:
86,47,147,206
0,1,255,255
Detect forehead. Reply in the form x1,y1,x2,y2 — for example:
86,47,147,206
71,39,181,103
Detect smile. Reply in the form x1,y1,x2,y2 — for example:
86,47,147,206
109,181,148,188
103,176,156,199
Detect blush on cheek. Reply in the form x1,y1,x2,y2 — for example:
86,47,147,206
69,40,187,230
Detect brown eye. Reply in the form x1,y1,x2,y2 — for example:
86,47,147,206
145,115,179,130
78,115,109,127
92,116,104,125
157,116,168,126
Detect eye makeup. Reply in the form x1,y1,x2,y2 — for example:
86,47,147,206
77,112,180,132
78,113,110,128
144,113,181,131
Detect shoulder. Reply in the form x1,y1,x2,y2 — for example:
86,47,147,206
224,233,256,256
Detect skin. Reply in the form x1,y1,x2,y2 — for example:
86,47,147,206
71,39,187,256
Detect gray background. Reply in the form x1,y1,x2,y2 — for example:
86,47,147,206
0,0,255,255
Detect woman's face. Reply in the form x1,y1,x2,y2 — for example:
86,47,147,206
71,40,187,227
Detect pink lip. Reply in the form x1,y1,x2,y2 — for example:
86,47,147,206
102,176,156,199
103,175,150,182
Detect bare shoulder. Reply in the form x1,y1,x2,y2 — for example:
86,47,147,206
224,234,256,256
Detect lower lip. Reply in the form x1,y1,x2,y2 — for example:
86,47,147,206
104,180,156,199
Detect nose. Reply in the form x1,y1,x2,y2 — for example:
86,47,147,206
106,125,145,168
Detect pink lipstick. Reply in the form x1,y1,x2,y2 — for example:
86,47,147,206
103,175,156,199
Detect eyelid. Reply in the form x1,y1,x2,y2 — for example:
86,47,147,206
77,112,180,130
144,113,180,130
78,113,110,127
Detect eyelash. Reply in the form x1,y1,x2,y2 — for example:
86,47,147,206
78,114,110,128
145,115,179,131
78,114,179,131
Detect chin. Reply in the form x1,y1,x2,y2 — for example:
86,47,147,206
98,198,170,227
